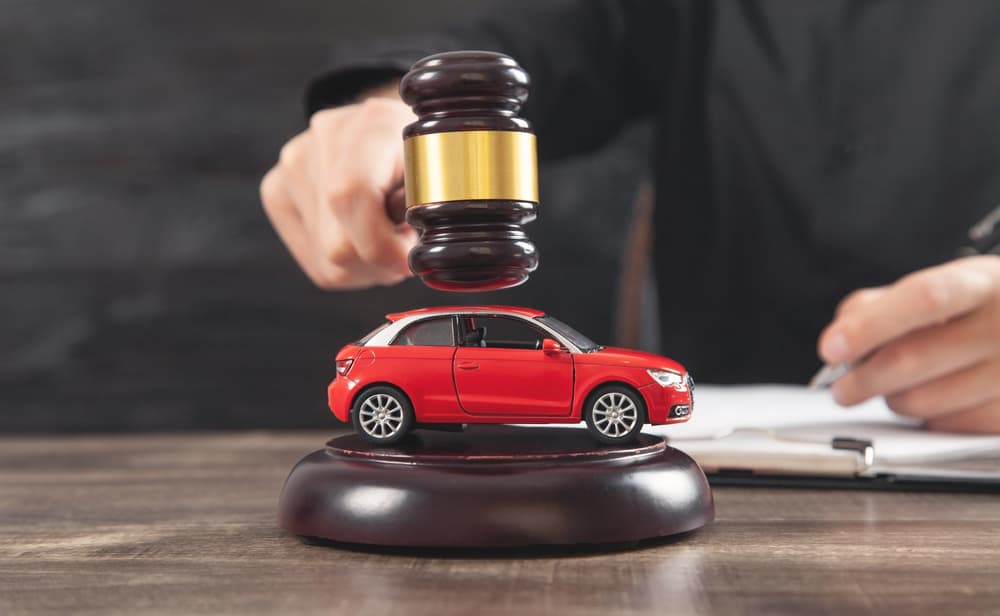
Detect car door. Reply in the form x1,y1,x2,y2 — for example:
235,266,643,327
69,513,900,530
381,316,460,418
453,315,574,416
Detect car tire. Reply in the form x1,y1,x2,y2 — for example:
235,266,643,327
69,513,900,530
351,385,415,445
583,385,646,445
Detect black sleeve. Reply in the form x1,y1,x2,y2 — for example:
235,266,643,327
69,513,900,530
305,0,677,161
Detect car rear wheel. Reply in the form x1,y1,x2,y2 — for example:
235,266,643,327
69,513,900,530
584,385,646,445
352,386,414,445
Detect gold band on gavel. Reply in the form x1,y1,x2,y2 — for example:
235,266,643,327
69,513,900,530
403,130,538,207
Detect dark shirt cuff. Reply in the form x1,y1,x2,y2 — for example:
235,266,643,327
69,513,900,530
305,34,466,116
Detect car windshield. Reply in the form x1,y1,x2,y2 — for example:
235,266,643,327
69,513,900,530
356,321,390,345
535,315,602,352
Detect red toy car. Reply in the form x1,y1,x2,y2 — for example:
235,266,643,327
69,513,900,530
328,306,694,445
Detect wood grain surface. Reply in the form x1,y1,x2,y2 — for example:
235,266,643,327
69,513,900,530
2,432,999,615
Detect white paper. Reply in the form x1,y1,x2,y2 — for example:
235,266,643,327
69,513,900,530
649,385,1000,466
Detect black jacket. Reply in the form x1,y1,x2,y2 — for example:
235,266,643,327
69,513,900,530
307,0,1000,383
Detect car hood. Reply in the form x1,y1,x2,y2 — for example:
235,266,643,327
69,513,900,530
575,346,686,372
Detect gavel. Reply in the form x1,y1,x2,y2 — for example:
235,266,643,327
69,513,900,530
400,51,539,292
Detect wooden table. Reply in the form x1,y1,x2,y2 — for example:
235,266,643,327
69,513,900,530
2,432,999,615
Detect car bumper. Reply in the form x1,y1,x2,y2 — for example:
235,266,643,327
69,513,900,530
327,376,359,423
641,375,695,425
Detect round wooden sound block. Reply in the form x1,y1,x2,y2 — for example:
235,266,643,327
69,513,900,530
278,426,714,548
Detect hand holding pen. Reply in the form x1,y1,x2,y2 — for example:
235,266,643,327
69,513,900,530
812,205,1000,434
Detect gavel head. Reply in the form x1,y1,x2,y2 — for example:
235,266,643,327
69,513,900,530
400,51,539,292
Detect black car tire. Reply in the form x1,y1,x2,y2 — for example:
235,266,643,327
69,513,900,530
583,385,647,445
351,385,415,445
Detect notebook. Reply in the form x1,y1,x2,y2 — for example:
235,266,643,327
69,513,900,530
647,385,1000,490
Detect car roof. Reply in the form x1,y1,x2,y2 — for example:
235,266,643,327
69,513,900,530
385,305,546,322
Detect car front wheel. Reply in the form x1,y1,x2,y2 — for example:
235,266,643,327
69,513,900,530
352,386,414,445
584,385,646,445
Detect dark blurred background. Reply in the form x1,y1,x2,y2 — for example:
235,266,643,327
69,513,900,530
1,1,651,432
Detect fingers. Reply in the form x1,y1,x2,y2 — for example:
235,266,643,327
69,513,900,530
883,360,1000,421
312,99,415,273
260,166,324,284
820,256,1000,434
831,308,997,406
926,400,1000,434
261,164,364,288
834,287,886,319
280,131,387,282
819,259,996,364
260,97,418,290
277,132,324,245
316,180,409,273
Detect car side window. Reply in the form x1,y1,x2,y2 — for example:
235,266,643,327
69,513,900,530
391,317,456,347
466,316,547,350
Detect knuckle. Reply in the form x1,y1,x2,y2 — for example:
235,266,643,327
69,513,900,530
356,96,396,118
278,138,304,170
259,168,283,211
354,235,398,267
845,287,874,305
836,290,865,318
881,343,922,378
325,178,389,224
311,259,352,290
308,107,341,133
356,97,413,129
321,235,356,267
856,287,881,306
913,275,950,316
322,179,371,214
835,317,865,352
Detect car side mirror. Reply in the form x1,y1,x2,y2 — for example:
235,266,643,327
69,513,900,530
542,338,566,355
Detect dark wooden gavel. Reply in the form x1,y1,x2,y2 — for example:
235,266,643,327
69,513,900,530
400,51,539,292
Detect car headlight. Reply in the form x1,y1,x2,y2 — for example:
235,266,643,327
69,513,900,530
647,369,686,389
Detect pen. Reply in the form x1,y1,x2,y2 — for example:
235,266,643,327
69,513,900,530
808,361,856,389
810,203,1000,390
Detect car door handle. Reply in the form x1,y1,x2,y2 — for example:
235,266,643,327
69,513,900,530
456,362,479,370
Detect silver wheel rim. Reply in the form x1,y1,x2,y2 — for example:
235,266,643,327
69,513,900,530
359,393,405,439
591,392,638,438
